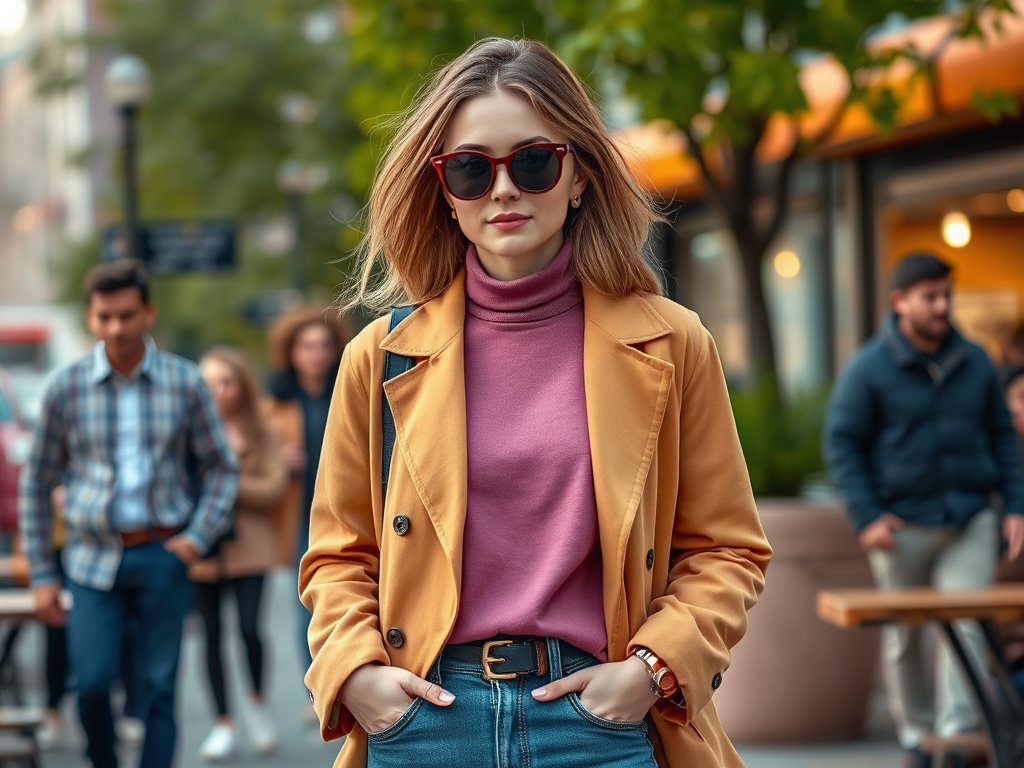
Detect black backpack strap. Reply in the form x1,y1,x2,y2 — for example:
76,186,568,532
381,305,417,501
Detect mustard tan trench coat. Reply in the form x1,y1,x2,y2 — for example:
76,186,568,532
299,270,772,768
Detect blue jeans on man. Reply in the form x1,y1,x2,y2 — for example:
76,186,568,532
66,542,191,768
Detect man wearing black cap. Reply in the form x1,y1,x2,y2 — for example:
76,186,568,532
825,252,1024,768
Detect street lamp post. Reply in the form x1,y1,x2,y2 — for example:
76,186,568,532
277,161,327,294
104,54,151,261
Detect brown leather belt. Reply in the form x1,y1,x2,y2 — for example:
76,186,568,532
119,526,183,548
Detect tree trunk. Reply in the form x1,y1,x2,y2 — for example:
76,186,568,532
736,236,779,384
683,123,797,392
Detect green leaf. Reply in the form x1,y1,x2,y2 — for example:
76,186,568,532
971,88,1022,122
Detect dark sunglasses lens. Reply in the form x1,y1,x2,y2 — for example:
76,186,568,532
443,154,493,199
510,147,560,192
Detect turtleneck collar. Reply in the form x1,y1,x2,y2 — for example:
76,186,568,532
465,238,582,324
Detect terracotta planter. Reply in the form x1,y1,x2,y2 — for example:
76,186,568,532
715,498,879,744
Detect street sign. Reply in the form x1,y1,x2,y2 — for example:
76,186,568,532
103,220,236,274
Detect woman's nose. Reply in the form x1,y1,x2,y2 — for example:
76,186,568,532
490,164,520,200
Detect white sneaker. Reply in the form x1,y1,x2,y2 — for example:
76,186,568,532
245,700,278,755
115,717,145,746
35,713,63,750
198,724,238,762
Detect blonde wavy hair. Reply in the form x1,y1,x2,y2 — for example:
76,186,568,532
345,37,663,313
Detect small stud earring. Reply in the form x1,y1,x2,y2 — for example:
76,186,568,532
571,195,582,209
451,209,457,219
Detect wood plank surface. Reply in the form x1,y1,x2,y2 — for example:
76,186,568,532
817,584,1024,628
0,589,73,620
0,707,45,729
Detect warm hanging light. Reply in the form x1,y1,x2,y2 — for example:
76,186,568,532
773,250,801,279
941,212,971,248
1008,189,1024,214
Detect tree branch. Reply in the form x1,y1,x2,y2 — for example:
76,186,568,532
681,124,727,206
756,130,802,256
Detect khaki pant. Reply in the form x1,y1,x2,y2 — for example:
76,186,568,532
867,510,999,748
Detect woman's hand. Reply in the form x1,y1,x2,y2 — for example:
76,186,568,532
283,443,307,474
531,656,659,722
339,663,455,734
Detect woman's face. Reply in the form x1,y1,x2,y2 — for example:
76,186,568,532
291,323,337,381
201,357,243,418
441,89,587,281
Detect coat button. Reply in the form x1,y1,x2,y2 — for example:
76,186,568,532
646,549,655,569
386,627,405,648
393,515,410,536
712,673,722,690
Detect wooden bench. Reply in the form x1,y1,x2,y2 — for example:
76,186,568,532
0,709,44,731
0,732,38,767
817,584,1024,768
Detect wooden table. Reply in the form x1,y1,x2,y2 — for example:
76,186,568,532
818,584,1024,768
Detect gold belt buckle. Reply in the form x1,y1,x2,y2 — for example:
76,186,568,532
482,640,516,680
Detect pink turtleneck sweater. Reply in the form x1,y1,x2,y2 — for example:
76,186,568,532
449,239,607,660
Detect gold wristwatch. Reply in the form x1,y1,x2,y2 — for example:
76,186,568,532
633,647,686,707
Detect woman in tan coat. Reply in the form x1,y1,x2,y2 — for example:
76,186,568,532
191,347,288,761
300,39,771,768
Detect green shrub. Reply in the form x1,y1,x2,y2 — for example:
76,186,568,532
729,377,830,498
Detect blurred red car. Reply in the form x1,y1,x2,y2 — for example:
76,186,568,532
0,369,31,534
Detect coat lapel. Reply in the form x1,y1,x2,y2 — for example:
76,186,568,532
583,286,675,656
380,271,469,587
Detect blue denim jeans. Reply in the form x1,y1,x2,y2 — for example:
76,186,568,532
367,639,658,768
66,542,190,768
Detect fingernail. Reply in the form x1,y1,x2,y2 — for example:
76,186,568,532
532,687,546,698
439,690,455,703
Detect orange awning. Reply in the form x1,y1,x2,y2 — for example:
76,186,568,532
619,0,1024,199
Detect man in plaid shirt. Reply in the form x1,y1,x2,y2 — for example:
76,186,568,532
19,259,238,768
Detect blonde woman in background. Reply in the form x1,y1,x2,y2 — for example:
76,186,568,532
192,346,287,761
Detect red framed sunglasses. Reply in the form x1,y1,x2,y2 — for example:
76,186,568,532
429,142,571,201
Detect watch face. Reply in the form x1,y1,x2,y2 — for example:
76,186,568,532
652,668,678,696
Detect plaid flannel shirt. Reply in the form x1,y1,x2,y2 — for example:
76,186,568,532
18,343,239,591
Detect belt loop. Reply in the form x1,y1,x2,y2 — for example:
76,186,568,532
546,637,564,680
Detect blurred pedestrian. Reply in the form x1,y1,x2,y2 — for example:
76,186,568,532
1002,321,1024,367
825,252,1024,768
999,365,1024,699
264,308,349,671
299,38,770,768
191,346,287,761
18,259,238,768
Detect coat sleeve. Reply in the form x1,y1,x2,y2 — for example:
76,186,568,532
182,374,240,554
823,355,885,530
298,340,390,741
17,375,66,587
628,327,771,726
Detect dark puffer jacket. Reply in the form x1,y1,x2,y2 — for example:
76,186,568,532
825,313,1024,530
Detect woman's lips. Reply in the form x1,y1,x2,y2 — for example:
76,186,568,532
488,215,530,231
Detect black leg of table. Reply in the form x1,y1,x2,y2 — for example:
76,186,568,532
979,619,1024,721
0,622,23,705
938,621,1022,768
